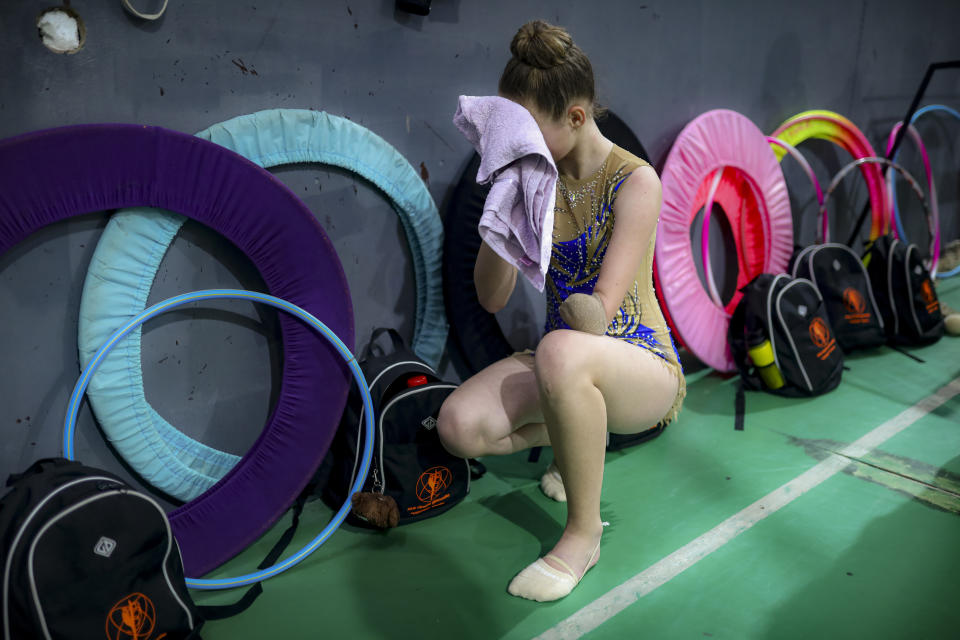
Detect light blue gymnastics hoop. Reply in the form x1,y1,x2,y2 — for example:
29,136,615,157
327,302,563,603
78,109,445,501
65,289,374,590
888,104,960,278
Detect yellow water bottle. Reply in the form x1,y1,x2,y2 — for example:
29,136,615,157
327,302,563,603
747,338,784,390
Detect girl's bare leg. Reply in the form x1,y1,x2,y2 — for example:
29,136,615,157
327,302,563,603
508,330,679,601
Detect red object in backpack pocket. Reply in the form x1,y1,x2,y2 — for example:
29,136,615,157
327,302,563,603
406,375,428,388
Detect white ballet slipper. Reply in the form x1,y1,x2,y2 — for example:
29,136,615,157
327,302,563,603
540,462,567,503
507,539,601,602
945,312,960,337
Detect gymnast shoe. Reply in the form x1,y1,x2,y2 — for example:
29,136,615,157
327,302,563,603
540,462,567,502
945,312,960,337
507,538,601,602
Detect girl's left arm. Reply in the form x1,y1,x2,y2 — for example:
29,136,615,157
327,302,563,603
592,165,662,324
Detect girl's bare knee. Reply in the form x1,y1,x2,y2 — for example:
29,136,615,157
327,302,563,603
535,330,592,400
437,395,486,459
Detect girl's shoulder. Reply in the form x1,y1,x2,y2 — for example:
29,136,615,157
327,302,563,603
608,145,651,178
606,145,652,191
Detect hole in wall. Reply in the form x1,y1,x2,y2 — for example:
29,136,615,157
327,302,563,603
37,6,86,55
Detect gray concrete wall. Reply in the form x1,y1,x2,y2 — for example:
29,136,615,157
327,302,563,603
1,0,959,496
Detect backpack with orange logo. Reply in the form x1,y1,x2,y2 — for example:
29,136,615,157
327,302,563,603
863,236,944,346
1,458,279,639
728,274,844,403
0,458,204,640
791,243,886,352
320,329,470,528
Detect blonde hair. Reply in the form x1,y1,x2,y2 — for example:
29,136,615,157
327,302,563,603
498,20,605,121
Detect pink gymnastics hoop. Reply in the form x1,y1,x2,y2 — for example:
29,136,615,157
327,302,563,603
656,109,792,372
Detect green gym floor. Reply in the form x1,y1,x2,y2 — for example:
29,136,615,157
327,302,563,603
194,278,960,640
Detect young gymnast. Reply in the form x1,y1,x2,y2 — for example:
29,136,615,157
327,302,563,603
438,19,685,602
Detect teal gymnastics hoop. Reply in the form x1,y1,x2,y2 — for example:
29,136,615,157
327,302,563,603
78,108,445,501
64,289,374,590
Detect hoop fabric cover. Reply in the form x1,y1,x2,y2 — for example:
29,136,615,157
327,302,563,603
655,109,792,372
78,109,446,503
770,110,889,241
0,123,353,577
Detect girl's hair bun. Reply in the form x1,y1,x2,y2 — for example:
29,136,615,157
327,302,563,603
510,19,573,69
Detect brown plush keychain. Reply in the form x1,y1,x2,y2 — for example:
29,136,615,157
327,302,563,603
350,492,400,528
559,293,607,335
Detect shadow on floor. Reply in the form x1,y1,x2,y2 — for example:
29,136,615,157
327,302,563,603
760,455,960,639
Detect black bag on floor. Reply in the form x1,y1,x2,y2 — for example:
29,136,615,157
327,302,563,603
0,458,203,640
729,274,844,398
321,328,470,528
792,243,886,352
1,457,298,640
864,235,944,345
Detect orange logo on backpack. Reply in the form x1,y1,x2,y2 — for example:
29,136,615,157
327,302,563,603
842,288,871,324
809,317,837,361
407,466,452,515
106,592,159,640
920,279,939,314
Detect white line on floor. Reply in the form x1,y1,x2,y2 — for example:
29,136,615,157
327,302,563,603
536,377,960,640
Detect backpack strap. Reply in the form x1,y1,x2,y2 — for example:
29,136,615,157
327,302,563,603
5,457,80,487
729,282,772,431
734,381,746,432
197,482,313,621
727,297,765,392
887,344,926,363
363,328,407,360
468,458,487,480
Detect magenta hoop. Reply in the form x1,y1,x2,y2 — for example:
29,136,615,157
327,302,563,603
885,123,940,272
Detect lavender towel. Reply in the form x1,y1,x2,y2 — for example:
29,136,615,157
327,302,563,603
453,95,558,291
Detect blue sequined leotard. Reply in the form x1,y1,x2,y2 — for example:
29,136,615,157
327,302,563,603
547,145,683,387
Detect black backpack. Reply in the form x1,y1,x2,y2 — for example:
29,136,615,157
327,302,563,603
792,243,886,352
321,328,470,527
729,274,844,399
864,235,944,346
0,458,203,640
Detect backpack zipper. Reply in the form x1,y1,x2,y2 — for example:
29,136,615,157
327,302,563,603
765,274,790,376
774,278,822,393
904,243,924,336
348,360,437,491
792,245,816,278
26,490,195,639
887,238,901,335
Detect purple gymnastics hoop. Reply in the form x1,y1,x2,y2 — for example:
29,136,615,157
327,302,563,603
0,124,354,576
